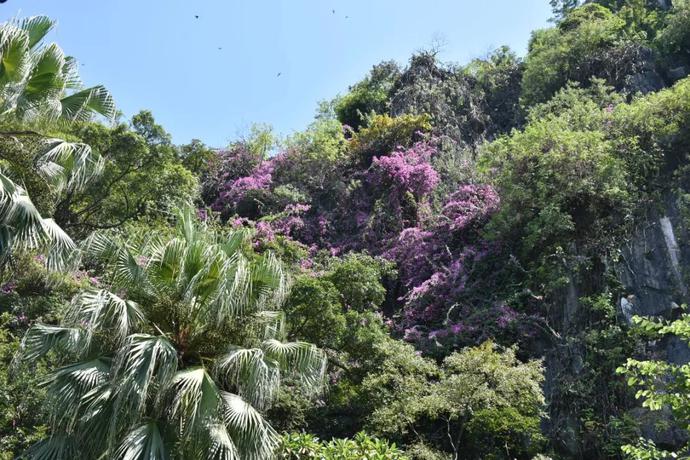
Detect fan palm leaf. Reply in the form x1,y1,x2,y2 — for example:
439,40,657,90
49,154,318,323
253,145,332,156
0,15,114,268
115,422,169,460
21,207,326,459
0,16,115,122
0,170,76,268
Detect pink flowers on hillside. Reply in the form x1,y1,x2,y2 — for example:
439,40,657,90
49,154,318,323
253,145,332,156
200,124,514,354
369,142,439,197
441,184,500,233
213,159,275,211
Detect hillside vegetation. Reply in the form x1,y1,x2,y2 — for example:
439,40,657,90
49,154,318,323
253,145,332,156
1,1,690,459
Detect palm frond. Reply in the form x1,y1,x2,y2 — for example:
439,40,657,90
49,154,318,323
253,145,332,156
1,15,115,123
221,392,278,460
218,228,251,258
18,16,54,49
0,23,30,86
205,422,239,460
113,334,178,415
23,434,77,460
211,254,252,321
0,171,76,269
65,289,145,347
115,421,170,460
37,139,104,193
41,218,78,270
42,357,111,432
177,205,199,244
20,324,84,361
214,347,279,410
81,231,120,261
60,85,115,121
256,310,286,341
261,339,326,393
77,385,121,455
113,246,148,289
168,368,221,437
148,237,186,287
251,251,289,311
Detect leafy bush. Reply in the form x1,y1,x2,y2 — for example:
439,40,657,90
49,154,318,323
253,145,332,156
348,114,431,167
61,112,198,233
326,253,395,312
481,90,632,289
363,341,546,459
655,0,690,65
335,61,401,130
284,276,346,348
0,251,88,459
617,309,690,458
522,3,656,107
278,432,408,459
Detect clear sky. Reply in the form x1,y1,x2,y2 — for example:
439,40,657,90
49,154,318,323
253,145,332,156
1,1,552,147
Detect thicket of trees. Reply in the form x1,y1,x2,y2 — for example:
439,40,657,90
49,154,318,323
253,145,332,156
1,1,690,458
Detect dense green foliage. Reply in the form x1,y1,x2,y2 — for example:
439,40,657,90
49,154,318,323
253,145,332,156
21,209,326,458
2,1,690,459
617,311,690,458
278,432,407,459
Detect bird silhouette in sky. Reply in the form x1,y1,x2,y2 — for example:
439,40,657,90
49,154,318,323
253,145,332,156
195,15,199,19
277,72,282,77
218,47,223,50
332,9,335,14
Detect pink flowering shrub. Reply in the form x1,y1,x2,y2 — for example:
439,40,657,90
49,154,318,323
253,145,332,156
268,203,311,239
200,120,522,356
369,142,440,198
401,245,489,325
440,184,500,233
212,159,275,213
348,141,441,250
384,227,437,288
376,182,512,351
201,143,263,204
385,183,499,289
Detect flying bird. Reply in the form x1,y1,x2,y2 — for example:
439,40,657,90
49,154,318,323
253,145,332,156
277,72,282,77
218,47,223,50
332,9,335,14
195,15,199,19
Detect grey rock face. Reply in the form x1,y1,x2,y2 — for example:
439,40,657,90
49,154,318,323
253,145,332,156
625,70,666,95
616,199,689,318
668,66,690,82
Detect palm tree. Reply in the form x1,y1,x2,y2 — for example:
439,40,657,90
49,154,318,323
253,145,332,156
21,208,326,459
0,15,115,267
0,16,114,122
0,168,73,270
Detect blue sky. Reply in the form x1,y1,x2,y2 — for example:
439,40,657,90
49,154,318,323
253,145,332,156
1,1,552,147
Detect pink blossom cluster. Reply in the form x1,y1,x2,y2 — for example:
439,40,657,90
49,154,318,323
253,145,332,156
402,247,483,324
270,203,311,238
254,221,276,242
496,305,519,328
441,184,500,233
384,184,499,302
1,281,17,294
384,227,436,288
212,158,276,212
369,142,440,198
